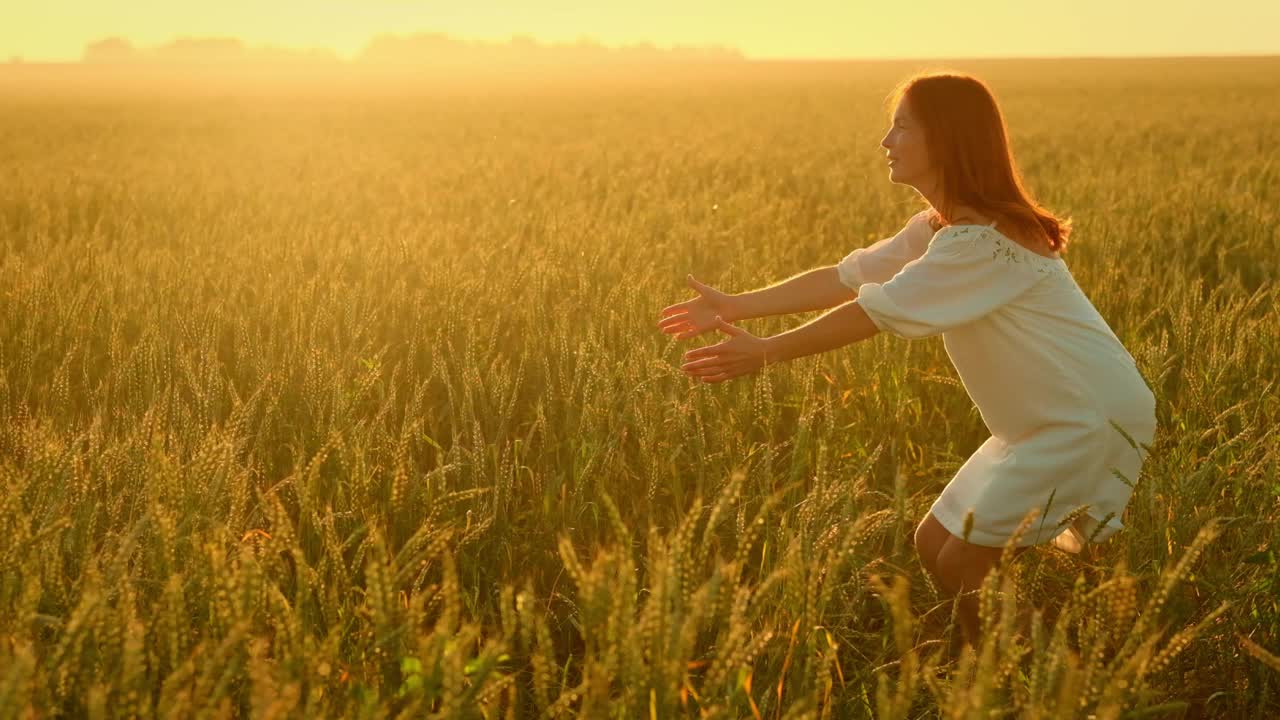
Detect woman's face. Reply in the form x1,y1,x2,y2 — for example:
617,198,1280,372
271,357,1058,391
880,98,933,190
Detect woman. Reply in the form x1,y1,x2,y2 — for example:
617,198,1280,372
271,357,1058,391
656,71,1158,650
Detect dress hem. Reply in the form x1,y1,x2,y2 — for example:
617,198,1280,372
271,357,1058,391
929,494,1123,551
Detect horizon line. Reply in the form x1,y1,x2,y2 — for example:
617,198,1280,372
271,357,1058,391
4,51,1279,66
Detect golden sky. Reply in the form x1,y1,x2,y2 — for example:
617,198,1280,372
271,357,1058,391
6,0,1279,62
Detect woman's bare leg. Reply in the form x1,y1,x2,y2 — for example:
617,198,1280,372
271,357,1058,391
914,512,952,579
934,535,1031,648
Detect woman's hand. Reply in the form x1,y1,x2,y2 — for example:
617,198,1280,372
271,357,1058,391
680,317,774,384
657,274,739,340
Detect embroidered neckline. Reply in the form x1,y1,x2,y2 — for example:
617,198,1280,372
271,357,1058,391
935,224,1070,276
944,224,1065,263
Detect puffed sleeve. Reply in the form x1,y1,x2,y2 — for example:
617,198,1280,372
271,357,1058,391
836,210,933,288
854,227,1045,339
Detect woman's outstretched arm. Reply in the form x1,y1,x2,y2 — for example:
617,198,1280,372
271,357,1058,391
729,210,931,322
730,265,856,321
680,298,880,384
763,300,881,364
679,300,880,384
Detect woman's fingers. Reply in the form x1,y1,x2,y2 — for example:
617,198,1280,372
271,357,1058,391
683,362,730,377
681,356,725,372
697,368,737,383
683,343,726,361
688,368,729,379
659,318,691,333
685,358,746,376
659,301,692,317
657,311,689,327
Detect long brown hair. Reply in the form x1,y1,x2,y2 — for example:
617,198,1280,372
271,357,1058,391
889,71,1072,253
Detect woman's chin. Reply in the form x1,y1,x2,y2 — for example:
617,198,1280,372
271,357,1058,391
887,167,917,187
889,177,920,193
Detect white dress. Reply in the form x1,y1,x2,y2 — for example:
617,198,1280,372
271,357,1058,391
838,210,1157,552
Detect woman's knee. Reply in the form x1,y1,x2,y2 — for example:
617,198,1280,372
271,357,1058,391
932,541,965,595
913,513,950,571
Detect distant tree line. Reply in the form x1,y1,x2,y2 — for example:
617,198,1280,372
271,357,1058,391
81,33,744,66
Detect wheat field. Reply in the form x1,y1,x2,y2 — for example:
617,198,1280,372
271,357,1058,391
1,57,1278,718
